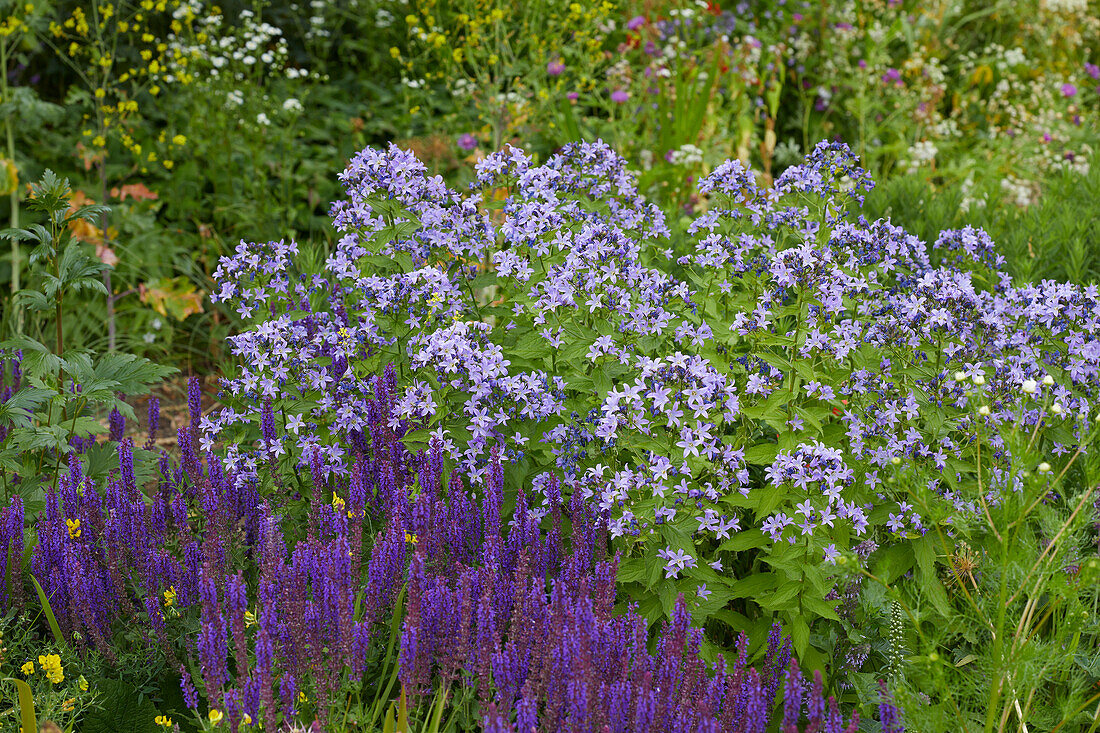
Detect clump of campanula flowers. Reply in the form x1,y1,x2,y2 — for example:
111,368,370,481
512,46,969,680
205,137,1100,659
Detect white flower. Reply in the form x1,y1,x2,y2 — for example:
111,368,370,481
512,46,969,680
954,371,968,382
152,318,163,330
1021,379,1037,394
971,374,985,386
1037,462,1051,473
1050,403,1064,415
978,405,990,416
1042,374,1055,386
143,333,156,343
256,113,271,126
282,97,303,112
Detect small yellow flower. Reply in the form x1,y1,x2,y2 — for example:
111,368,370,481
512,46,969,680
244,610,256,628
404,531,418,545
62,697,76,713
20,661,33,675
171,134,186,146
163,586,176,608
66,518,81,539
155,714,173,727
298,691,307,703
331,492,346,512
209,708,224,724
79,675,89,692
38,653,64,684
94,87,105,98
163,160,173,170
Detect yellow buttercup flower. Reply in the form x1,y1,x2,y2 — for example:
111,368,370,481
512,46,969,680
209,708,224,724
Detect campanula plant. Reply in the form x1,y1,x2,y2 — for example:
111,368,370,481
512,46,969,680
203,140,1100,684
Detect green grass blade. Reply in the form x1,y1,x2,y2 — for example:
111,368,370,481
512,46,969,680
369,584,406,720
30,575,66,650
5,677,37,733
426,685,447,733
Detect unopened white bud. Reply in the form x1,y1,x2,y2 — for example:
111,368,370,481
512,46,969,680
954,371,968,382
1021,379,1037,394
1038,462,1051,473
978,405,990,416
1050,403,1064,415
1042,375,1055,386
972,374,985,386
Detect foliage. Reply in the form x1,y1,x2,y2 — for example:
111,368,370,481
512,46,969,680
0,171,174,506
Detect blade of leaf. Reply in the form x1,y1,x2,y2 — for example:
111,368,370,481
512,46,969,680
31,575,67,650
5,677,37,733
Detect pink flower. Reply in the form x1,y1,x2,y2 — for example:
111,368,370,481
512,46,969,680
547,60,565,77
626,15,646,30
1061,82,1078,97
610,89,629,103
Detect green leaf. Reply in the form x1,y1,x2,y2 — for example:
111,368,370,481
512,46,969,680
728,571,779,600
4,677,36,733
744,442,780,465
914,535,951,617
31,575,67,651
79,678,162,733
787,615,811,658
94,353,177,394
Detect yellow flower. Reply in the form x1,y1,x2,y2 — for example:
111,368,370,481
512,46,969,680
331,492,346,512
38,654,64,684
79,675,89,692
163,586,176,607
66,518,81,539
62,697,76,713
404,531,418,545
94,87,105,99
163,160,173,170
244,610,256,628
209,708,224,724
298,691,307,703
155,714,173,727
171,134,186,146
20,661,33,675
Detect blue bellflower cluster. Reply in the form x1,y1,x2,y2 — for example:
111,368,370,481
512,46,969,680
204,137,1100,617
